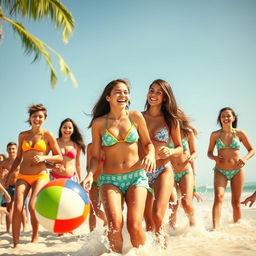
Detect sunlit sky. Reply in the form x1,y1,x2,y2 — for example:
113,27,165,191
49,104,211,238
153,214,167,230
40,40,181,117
1,0,256,186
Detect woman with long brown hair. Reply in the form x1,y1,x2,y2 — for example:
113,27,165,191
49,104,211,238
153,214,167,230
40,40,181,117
142,79,182,244
49,118,86,183
83,79,155,253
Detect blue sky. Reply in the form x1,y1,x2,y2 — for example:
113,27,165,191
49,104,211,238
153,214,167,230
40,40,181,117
0,0,256,186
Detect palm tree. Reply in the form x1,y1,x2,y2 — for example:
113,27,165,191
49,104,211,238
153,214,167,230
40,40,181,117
0,0,77,87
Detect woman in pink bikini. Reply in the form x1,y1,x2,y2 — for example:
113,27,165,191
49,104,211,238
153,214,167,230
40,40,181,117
50,118,86,183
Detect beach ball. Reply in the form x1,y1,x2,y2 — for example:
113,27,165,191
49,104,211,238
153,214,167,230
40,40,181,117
35,178,90,233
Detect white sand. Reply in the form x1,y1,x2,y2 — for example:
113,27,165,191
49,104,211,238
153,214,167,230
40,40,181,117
0,218,90,256
1,197,256,256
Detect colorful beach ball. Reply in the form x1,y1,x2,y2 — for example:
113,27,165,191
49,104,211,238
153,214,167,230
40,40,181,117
35,178,90,233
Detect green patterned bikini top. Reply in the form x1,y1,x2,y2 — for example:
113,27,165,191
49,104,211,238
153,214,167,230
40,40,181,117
216,129,240,150
168,137,189,151
102,112,139,147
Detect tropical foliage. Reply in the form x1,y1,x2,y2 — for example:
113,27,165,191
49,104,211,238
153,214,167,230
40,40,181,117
0,0,77,87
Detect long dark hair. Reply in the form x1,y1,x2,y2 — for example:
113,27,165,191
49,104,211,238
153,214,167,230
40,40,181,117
88,79,130,128
177,108,198,137
144,79,179,131
58,118,86,154
217,107,238,128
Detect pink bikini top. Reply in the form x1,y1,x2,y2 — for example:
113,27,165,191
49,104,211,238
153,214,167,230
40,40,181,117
62,147,77,159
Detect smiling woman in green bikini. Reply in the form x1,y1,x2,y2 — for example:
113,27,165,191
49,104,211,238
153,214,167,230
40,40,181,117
207,107,255,229
83,79,155,253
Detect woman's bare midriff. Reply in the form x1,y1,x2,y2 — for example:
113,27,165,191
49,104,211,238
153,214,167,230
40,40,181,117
20,151,47,174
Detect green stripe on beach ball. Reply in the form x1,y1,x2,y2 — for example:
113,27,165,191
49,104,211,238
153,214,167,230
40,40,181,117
35,186,62,219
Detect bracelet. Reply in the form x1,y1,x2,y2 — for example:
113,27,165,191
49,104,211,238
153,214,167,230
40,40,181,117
193,188,197,192
44,160,55,167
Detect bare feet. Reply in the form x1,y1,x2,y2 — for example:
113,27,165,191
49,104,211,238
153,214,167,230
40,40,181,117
31,233,39,243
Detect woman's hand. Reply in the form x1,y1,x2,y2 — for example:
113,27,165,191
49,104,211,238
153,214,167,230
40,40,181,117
54,164,65,172
184,153,193,163
193,191,203,203
214,155,224,165
141,154,155,173
82,172,94,192
237,158,246,168
241,192,256,207
32,155,46,164
158,146,172,159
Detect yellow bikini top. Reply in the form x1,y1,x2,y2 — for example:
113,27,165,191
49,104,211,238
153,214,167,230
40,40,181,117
22,130,47,152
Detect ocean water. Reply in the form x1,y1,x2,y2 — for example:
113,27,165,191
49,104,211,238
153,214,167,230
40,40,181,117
197,181,256,195
73,182,256,256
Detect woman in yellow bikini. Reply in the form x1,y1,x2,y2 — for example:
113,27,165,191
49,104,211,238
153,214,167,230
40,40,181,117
5,104,63,247
83,79,155,253
207,107,255,229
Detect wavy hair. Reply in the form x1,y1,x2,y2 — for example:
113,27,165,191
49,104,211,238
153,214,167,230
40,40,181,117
59,118,86,154
144,79,179,131
177,108,198,137
88,79,130,128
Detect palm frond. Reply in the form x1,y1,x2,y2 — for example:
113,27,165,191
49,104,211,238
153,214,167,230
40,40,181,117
1,0,74,43
0,0,18,9
1,12,77,87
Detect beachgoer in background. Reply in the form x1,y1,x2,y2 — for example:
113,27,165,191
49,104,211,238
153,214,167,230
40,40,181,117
207,107,255,229
86,143,107,232
0,153,7,224
191,160,203,203
0,154,6,162
168,108,198,228
0,142,27,232
49,118,86,183
241,191,256,207
0,183,11,215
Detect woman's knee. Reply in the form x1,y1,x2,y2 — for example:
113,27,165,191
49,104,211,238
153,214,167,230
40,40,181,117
127,219,142,235
28,201,36,213
152,210,165,224
231,199,241,209
182,198,193,211
14,203,24,214
214,193,225,204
